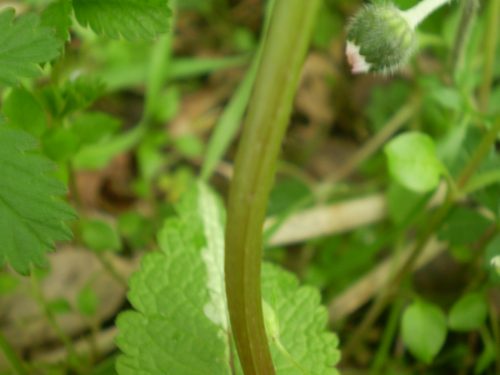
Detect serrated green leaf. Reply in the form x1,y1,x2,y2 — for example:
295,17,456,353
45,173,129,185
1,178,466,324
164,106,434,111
385,131,443,193
116,182,340,374
261,263,340,374
0,126,75,274
41,0,72,43
448,292,488,332
73,0,171,41
0,8,61,86
401,300,447,364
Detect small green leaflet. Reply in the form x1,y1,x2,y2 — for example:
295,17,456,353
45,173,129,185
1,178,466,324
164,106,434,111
0,125,75,274
385,131,443,193
116,182,340,374
73,0,171,40
401,299,447,364
0,8,61,86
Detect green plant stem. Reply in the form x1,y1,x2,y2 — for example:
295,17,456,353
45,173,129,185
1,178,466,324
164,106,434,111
370,298,404,374
403,0,451,28
95,252,128,287
201,0,276,180
0,330,28,375
479,0,500,112
30,272,82,373
321,97,419,186
343,117,500,359
451,0,479,75
457,118,500,189
489,300,500,373
224,1,321,373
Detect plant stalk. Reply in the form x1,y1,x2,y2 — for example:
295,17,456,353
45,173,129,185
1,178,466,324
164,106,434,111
403,0,450,28
0,330,28,375
479,0,500,112
451,0,479,75
224,1,321,373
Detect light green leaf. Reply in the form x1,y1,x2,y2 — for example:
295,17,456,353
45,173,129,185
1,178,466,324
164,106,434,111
0,126,75,274
0,8,61,85
2,87,47,137
401,300,447,364
81,219,121,253
73,126,144,170
385,131,443,193
77,285,99,317
73,0,171,41
71,112,122,146
448,292,488,331
116,182,340,374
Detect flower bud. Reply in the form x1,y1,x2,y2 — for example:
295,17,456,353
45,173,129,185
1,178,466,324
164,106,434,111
346,3,416,74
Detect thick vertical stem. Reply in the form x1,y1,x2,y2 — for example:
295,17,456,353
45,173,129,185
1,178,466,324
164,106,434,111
224,0,321,374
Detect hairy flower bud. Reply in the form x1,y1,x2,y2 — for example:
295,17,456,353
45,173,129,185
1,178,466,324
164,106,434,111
346,3,416,74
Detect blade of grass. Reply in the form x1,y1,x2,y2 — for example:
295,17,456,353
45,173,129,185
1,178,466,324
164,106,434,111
201,0,276,181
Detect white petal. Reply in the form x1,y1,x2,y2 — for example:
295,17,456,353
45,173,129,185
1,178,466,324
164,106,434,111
346,41,371,74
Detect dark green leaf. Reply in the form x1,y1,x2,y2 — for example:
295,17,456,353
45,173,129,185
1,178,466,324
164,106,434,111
448,292,488,331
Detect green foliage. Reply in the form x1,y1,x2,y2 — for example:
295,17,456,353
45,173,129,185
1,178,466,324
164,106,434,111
385,131,443,193
48,297,72,315
73,0,171,40
387,182,425,224
81,219,121,253
448,292,488,332
0,273,19,295
2,87,47,137
485,235,500,282
0,8,61,86
401,299,447,364
0,126,75,274
117,183,340,374
77,284,99,317
41,0,73,43
438,207,493,246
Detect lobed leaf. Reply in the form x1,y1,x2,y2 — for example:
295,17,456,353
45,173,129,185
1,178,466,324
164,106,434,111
73,0,171,41
0,8,61,86
0,125,75,274
116,182,340,374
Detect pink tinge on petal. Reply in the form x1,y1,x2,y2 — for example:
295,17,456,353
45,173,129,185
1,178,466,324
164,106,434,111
346,41,371,74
